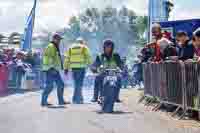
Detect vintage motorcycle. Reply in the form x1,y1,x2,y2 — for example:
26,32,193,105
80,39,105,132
98,67,121,113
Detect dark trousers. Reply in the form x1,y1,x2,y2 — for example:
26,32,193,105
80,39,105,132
41,69,65,105
115,77,121,100
72,68,86,103
16,71,24,89
93,74,104,100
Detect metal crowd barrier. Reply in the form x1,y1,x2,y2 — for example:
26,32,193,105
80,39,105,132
142,61,200,116
185,63,200,111
32,66,45,89
7,65,44,90
7,64,23,90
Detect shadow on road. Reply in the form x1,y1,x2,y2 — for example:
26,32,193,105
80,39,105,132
95,110,133,115
112,111,133,115
0,88,41,98
47,106,67,109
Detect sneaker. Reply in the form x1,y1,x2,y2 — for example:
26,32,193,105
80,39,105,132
116,99,122,103
59,101,71,105
97,110,105,114
73,101,84,104
41,103,53,107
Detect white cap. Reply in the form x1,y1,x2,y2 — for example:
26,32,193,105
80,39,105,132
76,37,85,44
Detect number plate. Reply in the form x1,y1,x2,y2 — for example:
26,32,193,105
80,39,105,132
106,76,117,81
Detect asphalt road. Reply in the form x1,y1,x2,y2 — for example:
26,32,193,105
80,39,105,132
0,89,199,133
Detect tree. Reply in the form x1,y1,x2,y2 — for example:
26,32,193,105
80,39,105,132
119,6,129,17
128,10,137,25
62,6,146,58
68,16,81,39
102,6,117,24
135,16,148,39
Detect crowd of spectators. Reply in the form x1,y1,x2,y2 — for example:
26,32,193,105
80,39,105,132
0,49,42,90
140,23,200,63
0,48,40,67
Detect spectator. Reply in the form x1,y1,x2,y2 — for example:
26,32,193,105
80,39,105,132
131,59,143,88
163,30,173,41
146,23,174,62
176,31,194,61
33,52,41,66
121,63,129,89
140,47,154,62
6,49,14,61
193,28,200,59
0,50,3,62
24,51,35,67
14,51,26,90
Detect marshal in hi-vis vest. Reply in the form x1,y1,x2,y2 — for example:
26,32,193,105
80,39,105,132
64,43,92,69
42,43,62,71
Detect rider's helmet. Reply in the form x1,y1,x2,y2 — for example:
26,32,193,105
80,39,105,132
103,39,114,50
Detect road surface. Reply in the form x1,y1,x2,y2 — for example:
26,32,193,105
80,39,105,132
0,89,199,133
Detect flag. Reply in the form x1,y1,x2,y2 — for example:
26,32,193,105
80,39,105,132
21,0,37,51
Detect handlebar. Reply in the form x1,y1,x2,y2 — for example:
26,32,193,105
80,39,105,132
98,67,122,74
90,64,122,75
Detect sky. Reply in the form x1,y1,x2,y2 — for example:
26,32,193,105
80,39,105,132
0,0,199,34
170,0,200,20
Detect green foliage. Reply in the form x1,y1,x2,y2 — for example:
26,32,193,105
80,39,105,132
135,16,148,38
63,6,148,59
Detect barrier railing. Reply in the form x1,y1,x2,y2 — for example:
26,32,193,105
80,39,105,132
142,61,200,117
185,63,200,111
7,65,44,90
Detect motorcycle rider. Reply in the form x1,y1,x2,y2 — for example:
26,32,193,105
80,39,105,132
91,39,123,103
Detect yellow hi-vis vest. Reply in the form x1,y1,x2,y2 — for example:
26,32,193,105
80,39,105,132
64,43,92,69
100,54,118,69
42,43,62,71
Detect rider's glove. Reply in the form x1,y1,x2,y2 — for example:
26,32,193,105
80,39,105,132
90,66,98,73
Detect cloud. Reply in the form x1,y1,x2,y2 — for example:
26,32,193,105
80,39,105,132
123,0,148,15
1,0,147,34
170,4,200,20
80,0,148,15
0,0,199,34
0,0,80,33
36,0,80,31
